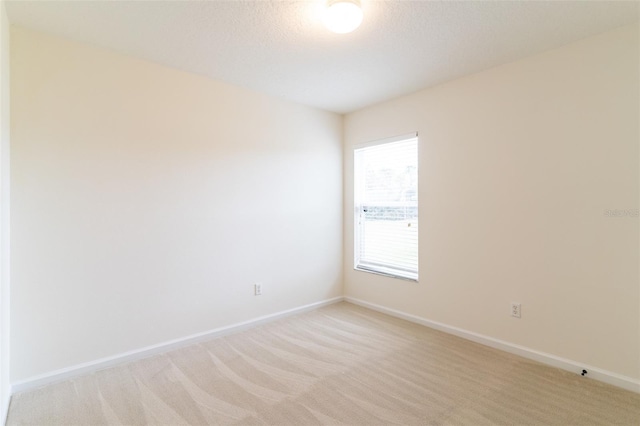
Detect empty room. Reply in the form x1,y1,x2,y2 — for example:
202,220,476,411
0,0,639,425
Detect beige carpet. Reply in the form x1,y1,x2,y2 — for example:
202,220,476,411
7,302,640,425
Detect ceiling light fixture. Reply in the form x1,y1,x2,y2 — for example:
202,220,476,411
323,0,363,34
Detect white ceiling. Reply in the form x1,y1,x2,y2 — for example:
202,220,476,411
6,0,639,114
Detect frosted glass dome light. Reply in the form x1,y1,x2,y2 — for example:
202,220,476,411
323,0,363,34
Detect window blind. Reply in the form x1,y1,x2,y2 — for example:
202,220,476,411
354,135,418,281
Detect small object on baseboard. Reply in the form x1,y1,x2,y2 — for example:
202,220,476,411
581,369,588,376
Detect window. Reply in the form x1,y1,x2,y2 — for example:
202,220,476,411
354,133,418,281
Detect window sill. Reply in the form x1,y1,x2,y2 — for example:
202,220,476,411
354,266,418,283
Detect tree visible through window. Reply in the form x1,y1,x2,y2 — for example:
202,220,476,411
354,134,418,281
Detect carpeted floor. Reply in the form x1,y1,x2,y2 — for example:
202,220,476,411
7,302,640,425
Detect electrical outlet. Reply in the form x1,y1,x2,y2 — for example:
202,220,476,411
254,283,262,296
511,302,521,318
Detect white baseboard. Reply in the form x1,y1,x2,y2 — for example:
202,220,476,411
11,296,344,395
12,295,639,397
345,296,640,394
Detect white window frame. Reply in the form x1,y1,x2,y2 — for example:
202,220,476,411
354,132,419,282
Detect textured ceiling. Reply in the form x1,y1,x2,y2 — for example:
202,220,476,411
6,0,640,113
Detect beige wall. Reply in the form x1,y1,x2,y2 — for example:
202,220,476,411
343,24,639,380
0,0,9,420
10,27,343,382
